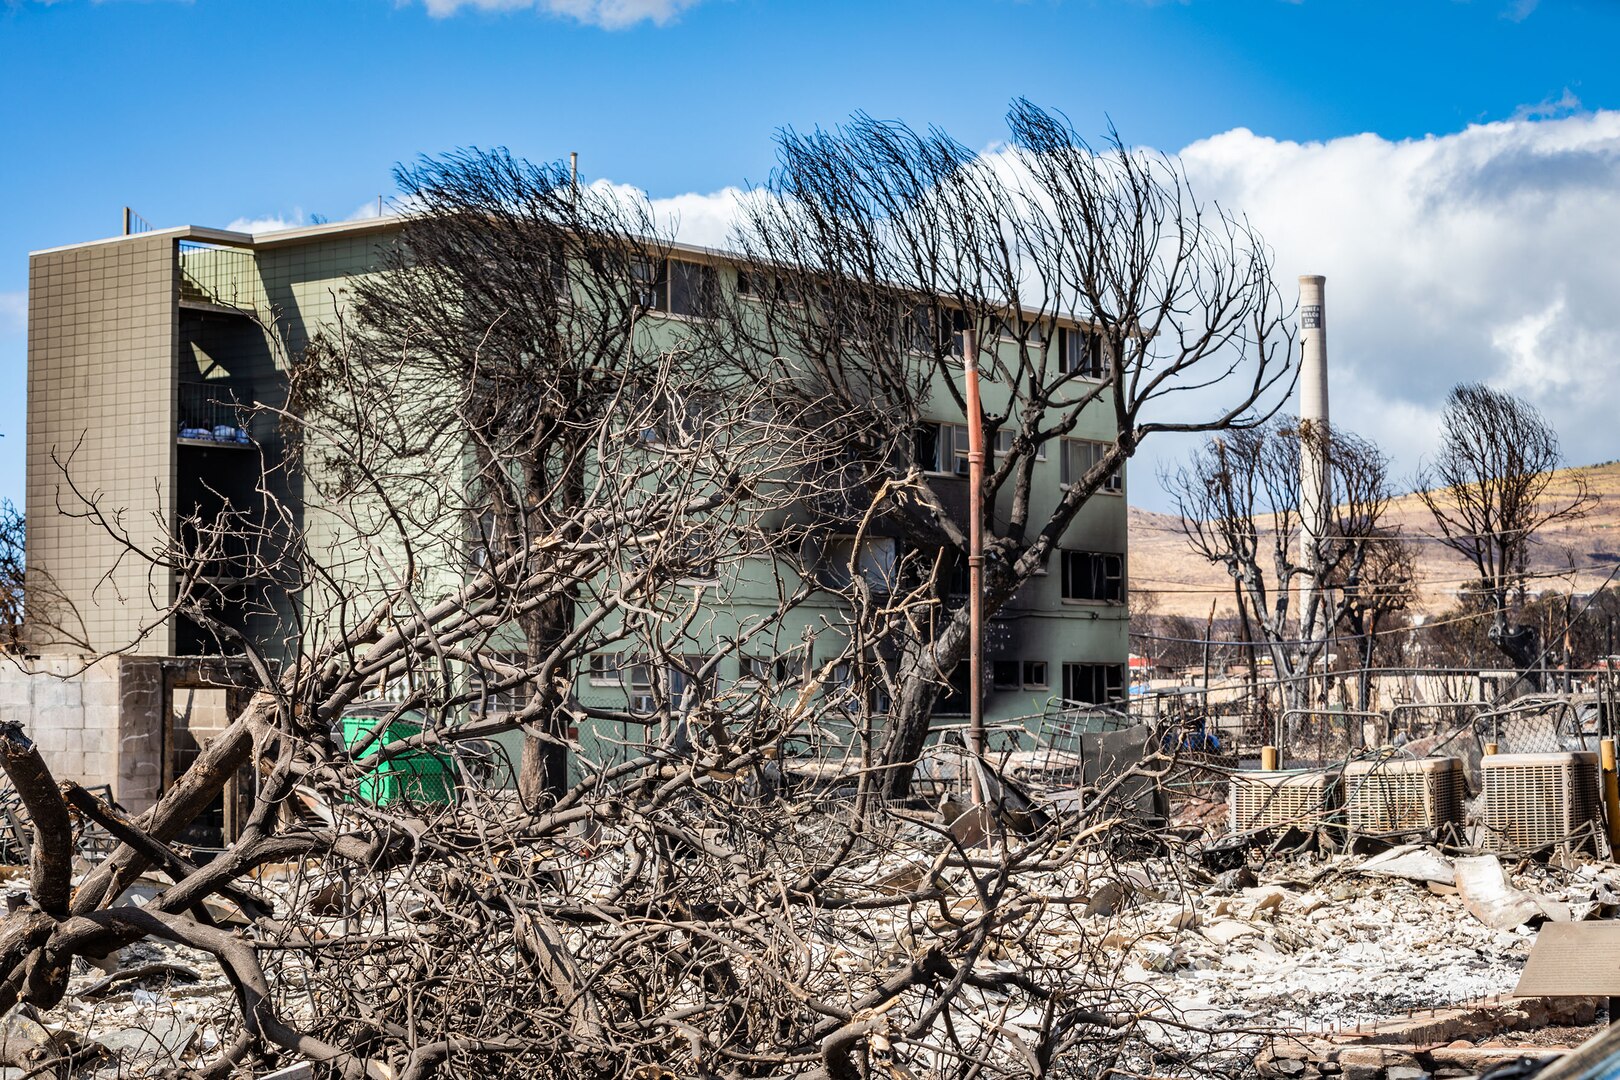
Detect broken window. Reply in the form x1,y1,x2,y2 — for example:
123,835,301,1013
1060,550,1124,603
1061,662,1124,705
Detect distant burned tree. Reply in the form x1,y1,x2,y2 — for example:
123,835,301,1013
731,101,1296,799
1334,529,1416,710
1169,419,1396,710
0,502,23,650
1,498,86,654
1417,383,1592,681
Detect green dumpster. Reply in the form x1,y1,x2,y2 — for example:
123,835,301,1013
340,711,456,807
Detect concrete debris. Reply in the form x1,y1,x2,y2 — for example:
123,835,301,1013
93,1013,195,1063
258,1065,314,1080
0,1007,53,1070
1358,845,1457,887
11,801,1620,1078
1454,855,1569,931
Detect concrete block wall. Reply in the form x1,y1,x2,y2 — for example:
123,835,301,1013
0,655,189,814
0,655,122,796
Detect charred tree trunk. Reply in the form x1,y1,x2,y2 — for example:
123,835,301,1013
878,616,970,803
518,589,577,805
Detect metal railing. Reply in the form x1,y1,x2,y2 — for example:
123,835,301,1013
178,381,253,445
178,242,262,312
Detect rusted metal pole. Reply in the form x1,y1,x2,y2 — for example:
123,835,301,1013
964,328,985,804
1602,737,1620,858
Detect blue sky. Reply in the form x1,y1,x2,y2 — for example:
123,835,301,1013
4,0,1620,512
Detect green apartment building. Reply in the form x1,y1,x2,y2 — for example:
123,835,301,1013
22,217,1129,812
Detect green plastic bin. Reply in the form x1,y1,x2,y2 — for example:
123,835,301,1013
340,712,456,807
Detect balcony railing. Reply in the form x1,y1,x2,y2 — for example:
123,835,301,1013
178,382,253,446
178,242,262,313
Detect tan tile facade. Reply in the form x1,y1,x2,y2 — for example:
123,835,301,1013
27,235,177,656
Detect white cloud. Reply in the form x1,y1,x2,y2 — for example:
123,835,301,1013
413,0,707,29
224,211,304,234
1169,110,1620,503
219,109,1620,509
526,113,1620,507
0,293,24,339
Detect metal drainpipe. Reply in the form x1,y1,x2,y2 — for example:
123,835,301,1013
964,328,986,804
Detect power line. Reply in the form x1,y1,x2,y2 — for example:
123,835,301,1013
1128,604,1500,647
1130,561,1615,596
1130,517,1603,544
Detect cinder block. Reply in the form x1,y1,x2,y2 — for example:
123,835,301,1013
79,672,121,708
32,679,82,710
0,674,34,709
82,705,118,743
30,724,70,753
44,749,85,781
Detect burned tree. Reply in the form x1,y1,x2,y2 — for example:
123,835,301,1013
730,101,1295,799
1417,382,1592,682
1168,419,1398,712
1334,529,1416,711
291,149,746,801
0,341,1187,1078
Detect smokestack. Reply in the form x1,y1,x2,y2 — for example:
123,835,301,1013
1298,274,1329,640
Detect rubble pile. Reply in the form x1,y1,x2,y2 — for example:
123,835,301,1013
2,815,1616,1076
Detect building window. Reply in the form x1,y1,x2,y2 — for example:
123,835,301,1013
739,655,775,683
1059,439,1123,493
667,259,718,318
466,509,497,571
995,316,1046,345
946,549,971,597
474,651,531,715
676,544,718,584
632,258,717,318
588,654,621,686
816,536,899,591
737,269,802,305
630,258,665,310
1062,662,1124,705
1058,326,1109,379
993,428,1047,463
914,422,973,476
914,423,942,473
621,657,714,713
994,660,1048,691
1060,550,1124,603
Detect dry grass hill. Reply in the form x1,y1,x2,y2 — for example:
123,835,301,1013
1131,461,1620,619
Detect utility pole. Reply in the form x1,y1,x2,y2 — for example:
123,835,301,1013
963,328,986,804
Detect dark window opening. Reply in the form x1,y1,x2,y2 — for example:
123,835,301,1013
1060,550,1124,603
1062,662,1124,705
1059,326,1109,379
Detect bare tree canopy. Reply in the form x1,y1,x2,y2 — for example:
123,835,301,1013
1418,382,1592,675
1167,418,1399,710
731,101,1296,796
6,106,1305,1077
